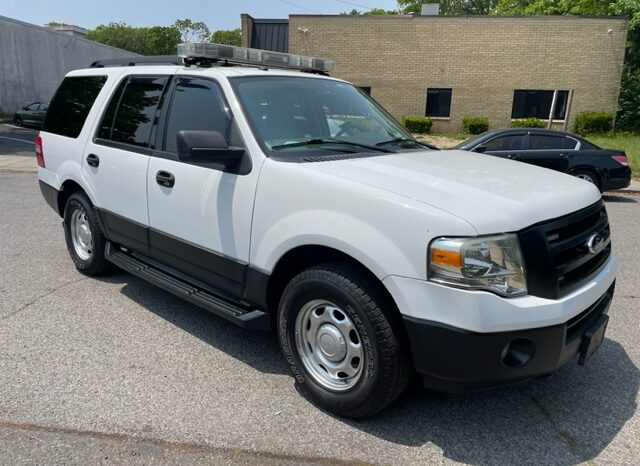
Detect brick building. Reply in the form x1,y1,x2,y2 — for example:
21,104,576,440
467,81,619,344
241,14,628,133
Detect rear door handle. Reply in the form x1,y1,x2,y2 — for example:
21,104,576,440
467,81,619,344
86,153,100,167
560,153,571,158
156,170,175,188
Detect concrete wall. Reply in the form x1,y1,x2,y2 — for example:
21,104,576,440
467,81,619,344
0,16,137,115
280,15,628,133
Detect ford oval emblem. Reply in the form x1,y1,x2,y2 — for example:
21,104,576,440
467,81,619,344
586,233,605,255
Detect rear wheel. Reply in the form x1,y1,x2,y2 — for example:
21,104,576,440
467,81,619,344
63,192,113,275
277,263,411,418
572,168,601,191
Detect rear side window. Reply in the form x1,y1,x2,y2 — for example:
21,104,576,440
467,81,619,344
43,76,107,138
529,135,577,150
111,77,168,147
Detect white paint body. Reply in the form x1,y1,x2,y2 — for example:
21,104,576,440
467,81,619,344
38,65,615,334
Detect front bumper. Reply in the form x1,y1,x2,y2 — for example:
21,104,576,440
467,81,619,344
403,283,614,393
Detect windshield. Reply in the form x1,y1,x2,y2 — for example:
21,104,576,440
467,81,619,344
230,76,417,157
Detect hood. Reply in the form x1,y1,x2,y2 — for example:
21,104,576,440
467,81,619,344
308,150,601,234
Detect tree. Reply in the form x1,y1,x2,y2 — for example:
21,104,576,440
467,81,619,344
86,23,181,55
174,18,210,42
210,28,242,46
397,0,499,15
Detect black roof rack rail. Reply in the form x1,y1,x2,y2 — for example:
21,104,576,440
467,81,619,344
90,55,183,68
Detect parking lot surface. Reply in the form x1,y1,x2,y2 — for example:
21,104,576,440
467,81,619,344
1,163,639,463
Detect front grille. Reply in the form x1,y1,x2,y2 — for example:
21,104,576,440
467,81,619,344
519,201,611,299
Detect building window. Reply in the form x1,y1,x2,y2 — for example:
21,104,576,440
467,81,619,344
425,88,452,118
512,90,569,120
358,86,371,96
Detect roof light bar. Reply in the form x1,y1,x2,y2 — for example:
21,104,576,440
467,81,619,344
177,42,335,73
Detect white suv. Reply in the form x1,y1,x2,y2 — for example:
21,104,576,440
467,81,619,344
37,44,616,418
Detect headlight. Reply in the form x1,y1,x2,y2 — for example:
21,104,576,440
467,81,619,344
428,234,527,297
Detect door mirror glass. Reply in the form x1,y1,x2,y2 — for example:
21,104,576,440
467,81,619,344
177,130,244,164
473,144,487,153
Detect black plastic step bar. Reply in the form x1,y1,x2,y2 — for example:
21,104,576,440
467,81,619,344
105,242,270,331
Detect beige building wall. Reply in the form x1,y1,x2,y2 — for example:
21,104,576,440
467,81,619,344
281,15,627,133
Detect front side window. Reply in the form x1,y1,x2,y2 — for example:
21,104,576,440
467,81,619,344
425,88,452,118
27,103,40,111
43,76,107,138
164,78,231,153
512,90,569,120
484,135,524,151
231,76,413,157
529,134,577,150
108,76,168,147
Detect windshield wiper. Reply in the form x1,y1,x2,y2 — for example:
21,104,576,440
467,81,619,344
271,138,393,153
375,137,438,150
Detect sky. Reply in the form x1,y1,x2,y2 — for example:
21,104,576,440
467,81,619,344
1,0,400,31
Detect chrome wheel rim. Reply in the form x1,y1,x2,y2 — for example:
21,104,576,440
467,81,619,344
294,300,364,391
577,173,595,184
70,207,93,261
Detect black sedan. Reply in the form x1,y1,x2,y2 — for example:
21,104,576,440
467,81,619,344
455,128,631,192
13,102,49,128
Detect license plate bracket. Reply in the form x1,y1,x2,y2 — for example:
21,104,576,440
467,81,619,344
578,314,609,366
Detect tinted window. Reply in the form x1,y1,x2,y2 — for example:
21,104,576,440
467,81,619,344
512,90,569,120
529,135,577,150
43,76,107,138
164,78,230,153
97,78,128,140
426,88,452,118
111,76,168,147
358,86,371,96
484,135,523,151
40,103,49,111
27,103,39,111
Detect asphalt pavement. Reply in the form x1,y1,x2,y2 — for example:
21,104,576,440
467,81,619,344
0,151,639,464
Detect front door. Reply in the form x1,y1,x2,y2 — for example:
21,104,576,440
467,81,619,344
146,76,259,298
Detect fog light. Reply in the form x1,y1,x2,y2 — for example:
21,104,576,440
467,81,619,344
501,338,535,368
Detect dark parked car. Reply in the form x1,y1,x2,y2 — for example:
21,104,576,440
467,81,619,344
455,128,631,192
13,102,49,128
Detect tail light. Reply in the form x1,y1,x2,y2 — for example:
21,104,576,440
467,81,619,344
35,135,45,168
611,155,628,166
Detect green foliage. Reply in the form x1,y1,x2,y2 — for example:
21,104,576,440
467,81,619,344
87,23,181,55
574,111,615,135
511,117,547,128
173,18,210,42
463,116,489,134
211,28,242,46
402,116,433,134
616,70,640,131
341,8,398,15
397,0,499,15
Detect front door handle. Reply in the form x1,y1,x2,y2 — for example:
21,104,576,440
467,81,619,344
86,153,100,167
156,170,175,188
507,154,520,161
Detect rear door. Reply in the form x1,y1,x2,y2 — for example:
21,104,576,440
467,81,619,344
520,132,576,173
146,76,258,298
82,73,172,254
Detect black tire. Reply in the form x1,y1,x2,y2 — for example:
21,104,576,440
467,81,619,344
277,263,412,418
572,168,601,192
14,115,22,127
63,191,113,276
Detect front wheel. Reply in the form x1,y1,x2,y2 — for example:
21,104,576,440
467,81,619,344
13,115,22,127
63,192,113,275
278,263,411,418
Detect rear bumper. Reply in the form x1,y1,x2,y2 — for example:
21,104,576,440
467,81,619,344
39,179,59,214
602,166,631,191
403,282,614,393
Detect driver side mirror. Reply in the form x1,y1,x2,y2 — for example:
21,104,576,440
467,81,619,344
177,130,245,165
473,144,487,153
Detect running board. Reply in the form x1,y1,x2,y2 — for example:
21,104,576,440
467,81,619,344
105,242,270,331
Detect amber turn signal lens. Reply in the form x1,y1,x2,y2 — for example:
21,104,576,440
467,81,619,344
431,248,462,268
